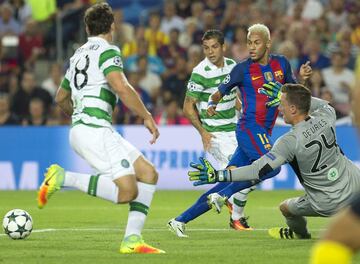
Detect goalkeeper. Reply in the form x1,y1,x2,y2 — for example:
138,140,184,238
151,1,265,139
189,83,360,239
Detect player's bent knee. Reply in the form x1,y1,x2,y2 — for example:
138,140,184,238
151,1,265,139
117,188,138,204
279,201,292,217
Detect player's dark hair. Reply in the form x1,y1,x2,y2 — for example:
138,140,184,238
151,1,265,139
281,84,311,114
84,3,114,36
202,29,224,45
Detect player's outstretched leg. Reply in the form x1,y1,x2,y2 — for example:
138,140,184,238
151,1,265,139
269,199,312,239
227,189,255,230
167,218,188,238
120,156,165,254
168,182,230,237
38,164,65,209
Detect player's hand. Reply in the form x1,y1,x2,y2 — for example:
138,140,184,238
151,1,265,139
144,116,159,144
188,157,218,186
258,81,283,108
200,131,215,151
299,61,312,81
207,101,218,116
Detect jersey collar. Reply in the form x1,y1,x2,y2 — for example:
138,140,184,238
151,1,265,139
88,36,109,44
205,57,227,70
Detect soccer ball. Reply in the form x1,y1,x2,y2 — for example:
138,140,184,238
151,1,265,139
2,209,33,239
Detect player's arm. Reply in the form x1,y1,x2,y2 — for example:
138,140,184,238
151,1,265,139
208,64,243,116
189,135,294,185
184,79,215,150
55,78,73,116
107,71,159,144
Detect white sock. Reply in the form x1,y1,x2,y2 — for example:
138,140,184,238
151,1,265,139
64,171,119,203
124,182,156,238
230,190,249,220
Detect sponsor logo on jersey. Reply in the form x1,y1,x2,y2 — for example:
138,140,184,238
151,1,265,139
327,167,339,181
264,72,273,82
251,76,262,81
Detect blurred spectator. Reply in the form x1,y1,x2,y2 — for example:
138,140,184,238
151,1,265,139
158,28,186,76
322,50,355,115
115,71,153,125
301,0,324,21
320,89,347,119
18,19,45,70
299,35,330,70
112,8,134,47
326,0,348,34
136,56,162,102
0,92,19,125
277,40,299,71
155,97,189,125
9,0,32,27
0,3,21,37
160,1,185,35
189,1,204,29
47,0,86,53
22,97,48,125
220,1,238,40
144,12,169,56
204,0,225,25
308,69,326,97
314,15,332,51
122,26,146,57
124,40,165,75
41,63,63,98
347,12,360,47
176,0,191,18
186,44,203,74
193,10,216,44
11,71,52,119
286,22,309,53
230,25,249,62
179,17,197,48
27,0,56,22
162,56,189,105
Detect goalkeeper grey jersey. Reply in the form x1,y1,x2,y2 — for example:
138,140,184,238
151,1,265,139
230,97,360,216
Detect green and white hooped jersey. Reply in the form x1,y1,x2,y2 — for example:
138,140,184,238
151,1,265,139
60,37,122,127
186,57,237,132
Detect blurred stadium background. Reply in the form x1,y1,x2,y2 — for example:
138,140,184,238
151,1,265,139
0,0,359,190
0,0,360,263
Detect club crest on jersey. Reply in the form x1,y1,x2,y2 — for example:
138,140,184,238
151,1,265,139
222,74,230,84
274,70,284,80
264,72,273,82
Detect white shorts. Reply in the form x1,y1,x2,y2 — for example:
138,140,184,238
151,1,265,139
208,131,237,169
69,124,142,180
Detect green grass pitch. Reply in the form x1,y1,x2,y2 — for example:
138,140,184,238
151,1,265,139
1,190,359,264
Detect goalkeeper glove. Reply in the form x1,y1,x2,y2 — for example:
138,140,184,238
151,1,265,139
188,157,230,186
258,81,283,108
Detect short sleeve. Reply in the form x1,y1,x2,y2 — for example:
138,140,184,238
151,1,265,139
186,72,204,100
99,47,123,76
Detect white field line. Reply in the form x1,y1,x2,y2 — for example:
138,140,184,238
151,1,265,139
0,227,326,237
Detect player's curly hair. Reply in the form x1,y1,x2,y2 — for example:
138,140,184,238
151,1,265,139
84,3,114,36
281,84,311,114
